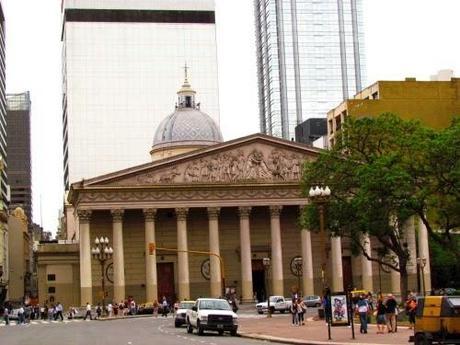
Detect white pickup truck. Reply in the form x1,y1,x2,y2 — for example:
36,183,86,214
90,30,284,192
256,296,292,314
186,298,238,336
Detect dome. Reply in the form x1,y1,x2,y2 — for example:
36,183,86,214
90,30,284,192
150,68,223,161
153,107,223,148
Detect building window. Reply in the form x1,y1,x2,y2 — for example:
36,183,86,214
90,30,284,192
48,287,56,294
47,274,56,281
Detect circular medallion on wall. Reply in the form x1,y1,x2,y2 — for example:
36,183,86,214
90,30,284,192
290,256,303,277
105,262,114,284
201,259,211,280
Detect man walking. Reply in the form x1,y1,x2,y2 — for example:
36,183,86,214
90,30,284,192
3,306,9,325
55,302,64,321
384,294,397,333
83,302,92,321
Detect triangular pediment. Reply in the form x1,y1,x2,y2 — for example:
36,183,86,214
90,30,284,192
77,134,321,188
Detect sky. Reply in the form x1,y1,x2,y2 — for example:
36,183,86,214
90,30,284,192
3,0,460,234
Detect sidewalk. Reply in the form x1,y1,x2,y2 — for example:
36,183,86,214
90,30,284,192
238,315,411,345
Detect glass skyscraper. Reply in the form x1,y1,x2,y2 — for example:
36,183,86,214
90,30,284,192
254,0,366,140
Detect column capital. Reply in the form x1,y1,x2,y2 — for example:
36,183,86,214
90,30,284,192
175,208,189,221
238,206,252,219
207,207,221,220
269,205,283,218
77,209,92,223
143,208,157,221
111,209,124,222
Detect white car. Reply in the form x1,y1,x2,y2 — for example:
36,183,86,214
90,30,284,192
256,296,291,314
174,300,195,327
186,298,238,336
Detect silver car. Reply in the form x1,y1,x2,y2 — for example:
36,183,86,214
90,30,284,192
303,295,322,307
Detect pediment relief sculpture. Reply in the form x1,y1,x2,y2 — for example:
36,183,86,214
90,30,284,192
130,147,305,185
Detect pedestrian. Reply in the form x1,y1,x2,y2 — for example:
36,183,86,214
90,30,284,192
40,304,46,320
96,304,102,319
356,295,369,334
384,294,397,333
297,298,306,325
55,302,64,321
153,300,159,317
375,294,386,334
3,306,9,325
405,294,417,330
48,305,54,321
290,300,299,326
84,302,92,320
18,305,25,325
107,303,113,318
173,300,179,317
161,297,168,317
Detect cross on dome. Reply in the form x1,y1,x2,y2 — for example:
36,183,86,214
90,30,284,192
177,63,196,109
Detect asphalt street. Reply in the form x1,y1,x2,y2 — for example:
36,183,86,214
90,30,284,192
0,315,286,345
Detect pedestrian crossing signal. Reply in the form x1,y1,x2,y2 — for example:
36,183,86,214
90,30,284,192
148,242,156,255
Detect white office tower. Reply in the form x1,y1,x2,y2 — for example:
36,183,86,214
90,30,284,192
62,0,220,190
254,0,366,139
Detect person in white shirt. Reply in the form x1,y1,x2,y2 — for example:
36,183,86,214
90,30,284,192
107,303,113,318
83,303,92,320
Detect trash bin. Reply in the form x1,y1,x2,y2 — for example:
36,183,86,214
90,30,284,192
318,307,325,320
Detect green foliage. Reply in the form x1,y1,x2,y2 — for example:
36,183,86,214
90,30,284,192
301,113,460,278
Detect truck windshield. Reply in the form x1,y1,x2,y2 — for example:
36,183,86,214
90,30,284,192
199,300,231,310
269,297,279,302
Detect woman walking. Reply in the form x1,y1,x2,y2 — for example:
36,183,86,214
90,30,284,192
290,300,299,326
376,294,386,334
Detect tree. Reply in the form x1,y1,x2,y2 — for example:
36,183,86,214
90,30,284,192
301,114,460,301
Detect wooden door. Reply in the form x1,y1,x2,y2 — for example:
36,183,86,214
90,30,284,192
157,263,175,302
342,256,353,291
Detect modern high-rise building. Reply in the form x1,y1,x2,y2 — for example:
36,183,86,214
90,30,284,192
6,92,32,226
61,0,220,190
254,0,366,140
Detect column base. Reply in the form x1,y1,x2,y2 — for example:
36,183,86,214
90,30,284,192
241,280,253,303
178,282,190,301
146,284,158,303
210,281,222,298
80,287,92,306
272,279,284,297
114,285,126,303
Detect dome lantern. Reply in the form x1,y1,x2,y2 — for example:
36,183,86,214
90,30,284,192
150,66,223,161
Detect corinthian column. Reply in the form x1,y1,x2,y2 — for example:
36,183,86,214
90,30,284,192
331,236,344,292
300,221,314,296
143,208,157,302
176,208,190,300
207,207,221,298
269,205,284,296
238,206,253,303
361,234,373,292
111,209,125,302
78,209,92,305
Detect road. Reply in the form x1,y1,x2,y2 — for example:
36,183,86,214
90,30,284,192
0,315,286,345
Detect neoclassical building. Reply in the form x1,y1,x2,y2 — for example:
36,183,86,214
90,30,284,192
40,77,431,307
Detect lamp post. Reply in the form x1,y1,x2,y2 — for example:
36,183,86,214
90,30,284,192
263,257,272,318
308,186,332,340
91,237,113,316
293,257,303,297
416,257,427,296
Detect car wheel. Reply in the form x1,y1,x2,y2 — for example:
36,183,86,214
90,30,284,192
197,320,204,336
414,333,432,345
187,322,193,334
316,303,321,307
174,321,180,328
218,330,224,336
257,311,263,315
230,329,237,336
280,310,285,314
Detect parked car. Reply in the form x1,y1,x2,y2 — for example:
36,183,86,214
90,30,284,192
186,298,238,336
303,295,322,307
137,302,154,314
174,300,195,327
256,296,291,314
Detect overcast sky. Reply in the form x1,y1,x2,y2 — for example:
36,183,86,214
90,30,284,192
3,0,460,234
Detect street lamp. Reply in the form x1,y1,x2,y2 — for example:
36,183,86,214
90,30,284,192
263,257,272,318
91,237,113,316
308,186,331,289
416,257,427,296
292,257,303,297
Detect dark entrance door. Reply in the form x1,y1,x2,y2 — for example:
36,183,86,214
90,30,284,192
157,262,175,302
342,256,353,291
252,259,266,302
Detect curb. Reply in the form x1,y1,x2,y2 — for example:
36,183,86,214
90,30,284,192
96,314,160,321
239,332,390,345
